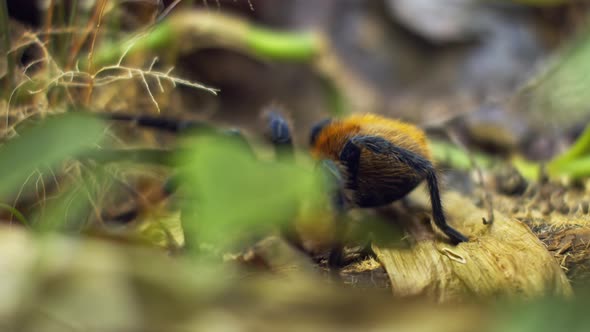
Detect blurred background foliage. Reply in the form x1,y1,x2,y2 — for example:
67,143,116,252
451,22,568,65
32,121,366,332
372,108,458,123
2,0,590,330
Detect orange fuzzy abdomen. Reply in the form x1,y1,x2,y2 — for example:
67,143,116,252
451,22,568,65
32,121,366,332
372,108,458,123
311,114,431,161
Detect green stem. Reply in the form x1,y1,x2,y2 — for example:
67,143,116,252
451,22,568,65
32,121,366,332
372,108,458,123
511,157,541,182
0,203,30,227
320,75,347,116
430,139,494,171
549,156,590,180
88,12,320,68
246,26,319,61
513,123,590,181
548,123,590,175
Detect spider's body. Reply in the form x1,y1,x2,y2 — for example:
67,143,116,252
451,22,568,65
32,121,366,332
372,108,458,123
310,114,468,244
311,114,430,207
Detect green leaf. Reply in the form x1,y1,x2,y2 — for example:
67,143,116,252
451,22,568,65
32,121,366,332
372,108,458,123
176,134,327,250
0,114,105,198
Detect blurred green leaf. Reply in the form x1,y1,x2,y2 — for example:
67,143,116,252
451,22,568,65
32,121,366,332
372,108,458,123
176,134,327,250
0,114,105,198
492,296,590,332
523,26,590,128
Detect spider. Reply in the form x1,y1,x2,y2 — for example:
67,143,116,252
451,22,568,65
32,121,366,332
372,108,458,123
96,108,469,267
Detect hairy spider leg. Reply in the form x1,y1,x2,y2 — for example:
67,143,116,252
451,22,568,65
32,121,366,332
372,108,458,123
98,112,211,133
264,111,294,162
100,112,256,194
261,111,311,253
